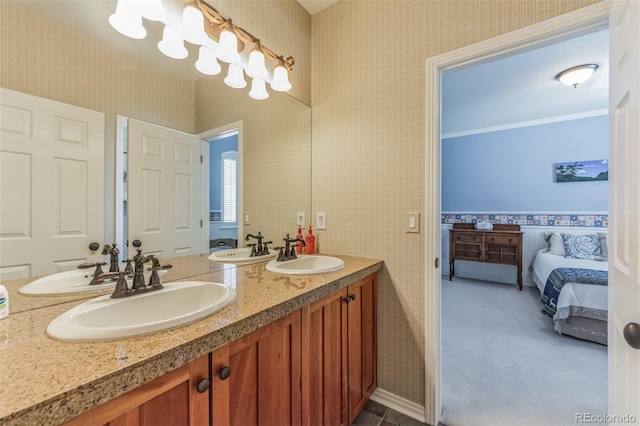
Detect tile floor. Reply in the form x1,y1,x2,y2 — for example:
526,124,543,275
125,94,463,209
351,400,430,426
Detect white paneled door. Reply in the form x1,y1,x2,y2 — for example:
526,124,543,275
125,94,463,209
609,0,640,419
127,118,203,259
0,88,105,279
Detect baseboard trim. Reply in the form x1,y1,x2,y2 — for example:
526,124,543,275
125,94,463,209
370,388,427,424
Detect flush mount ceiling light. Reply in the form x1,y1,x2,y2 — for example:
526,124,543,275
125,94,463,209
108,0,295,100
555,64,599,88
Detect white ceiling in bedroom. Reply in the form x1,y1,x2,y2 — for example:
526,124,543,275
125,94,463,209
442,29,609,137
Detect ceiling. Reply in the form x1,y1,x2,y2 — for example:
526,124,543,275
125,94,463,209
442,29,609,137
14,1,608,135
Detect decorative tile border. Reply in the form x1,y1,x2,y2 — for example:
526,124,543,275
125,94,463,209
442,213,608,228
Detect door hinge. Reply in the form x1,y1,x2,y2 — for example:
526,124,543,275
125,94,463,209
200,219,203,228
435,258,439,269
200,155,203,164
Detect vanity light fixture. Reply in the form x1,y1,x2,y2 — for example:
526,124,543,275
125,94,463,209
555,64,599,88
108,0,295,100
158,25,188,59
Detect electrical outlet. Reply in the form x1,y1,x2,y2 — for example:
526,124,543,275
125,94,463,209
317,212,326,230
407,212,420,233
297,211,305,227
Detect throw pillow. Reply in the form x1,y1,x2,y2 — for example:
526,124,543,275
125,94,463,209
548,232,566,256
561,233,603,261
598,232,608,260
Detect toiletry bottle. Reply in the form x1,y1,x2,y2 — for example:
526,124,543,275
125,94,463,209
305,225,315,254
296,225,303,253
0,284,9,320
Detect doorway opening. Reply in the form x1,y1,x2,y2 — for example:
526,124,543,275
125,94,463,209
199,121,244,254
423,3,612,425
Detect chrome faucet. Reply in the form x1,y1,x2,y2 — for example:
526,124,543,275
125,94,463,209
245,232,272,257
274,234,306,261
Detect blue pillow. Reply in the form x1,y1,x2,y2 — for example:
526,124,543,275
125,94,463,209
561,233,603,261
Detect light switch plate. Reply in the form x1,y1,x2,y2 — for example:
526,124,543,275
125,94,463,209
297,211,305,227
317,212,326,230
244,212,250,225
407,212,420,233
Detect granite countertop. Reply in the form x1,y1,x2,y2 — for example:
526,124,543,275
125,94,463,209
0,253,383,425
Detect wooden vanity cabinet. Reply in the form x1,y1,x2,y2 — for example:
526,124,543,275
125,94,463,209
62,274,378,426
62,355,210,426
302,274,377,426
211,310,302,426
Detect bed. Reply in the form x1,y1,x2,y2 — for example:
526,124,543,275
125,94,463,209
530,232,608,345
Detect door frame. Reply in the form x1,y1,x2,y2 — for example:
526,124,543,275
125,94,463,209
423,2,612,424
199,121,244,254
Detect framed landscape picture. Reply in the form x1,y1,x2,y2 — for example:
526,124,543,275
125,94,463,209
554,159,608,183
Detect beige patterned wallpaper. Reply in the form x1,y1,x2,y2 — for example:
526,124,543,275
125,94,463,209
311,0,602,406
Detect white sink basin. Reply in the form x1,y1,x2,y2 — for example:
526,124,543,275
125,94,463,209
266,255,345,275
208,247,278,264
18,268,166,296
46,281,236,342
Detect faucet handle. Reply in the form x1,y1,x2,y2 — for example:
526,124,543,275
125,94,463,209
273,247,286,261
99,271,130,298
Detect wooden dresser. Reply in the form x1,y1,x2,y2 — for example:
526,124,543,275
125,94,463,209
448,223,524,290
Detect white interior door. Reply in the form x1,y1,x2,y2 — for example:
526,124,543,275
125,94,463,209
0,88,105,279
127,118,203,259
609,0,640,419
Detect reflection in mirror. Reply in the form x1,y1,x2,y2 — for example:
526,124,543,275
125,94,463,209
0,1,311,314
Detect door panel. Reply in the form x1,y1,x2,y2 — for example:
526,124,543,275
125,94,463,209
128,119,202,258
609,0,640,418
0,88,104,278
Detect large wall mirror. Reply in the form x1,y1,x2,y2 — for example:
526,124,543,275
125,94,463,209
0,1,311,314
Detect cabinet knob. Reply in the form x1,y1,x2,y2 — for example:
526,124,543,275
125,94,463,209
197,378,211,393
343,296,351,304
350,293,356,301
219,366,231,380
509,238,512,243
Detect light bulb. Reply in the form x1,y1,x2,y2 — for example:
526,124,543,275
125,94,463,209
196,46,222,75
271,60,291,92
246,43,268,79
109,0,147,39
181,1,208,45
224,63,247,89
217,22,241,64
158,25,188,59
249,78,269,100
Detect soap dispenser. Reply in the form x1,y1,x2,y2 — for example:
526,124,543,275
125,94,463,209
295,225,303,253
305,225,315,254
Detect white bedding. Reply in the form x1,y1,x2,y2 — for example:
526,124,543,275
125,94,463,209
531,249,608,326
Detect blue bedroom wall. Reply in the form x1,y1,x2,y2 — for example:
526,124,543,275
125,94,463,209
209,134,238,212
442,115,608,212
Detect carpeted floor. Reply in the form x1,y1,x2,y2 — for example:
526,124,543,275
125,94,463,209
440,277,607,426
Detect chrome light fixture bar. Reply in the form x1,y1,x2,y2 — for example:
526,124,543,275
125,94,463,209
555,64,599,88
109,0,295,100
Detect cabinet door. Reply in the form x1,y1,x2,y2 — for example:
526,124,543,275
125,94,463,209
211,310,302,426
302,274,378,426
303,288,349,426
346,275,377,424
62,355,210,426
